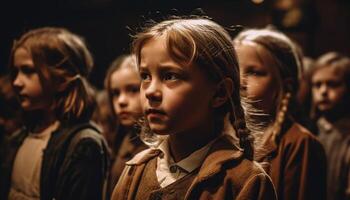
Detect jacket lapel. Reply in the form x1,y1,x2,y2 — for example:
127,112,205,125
185,134,244,199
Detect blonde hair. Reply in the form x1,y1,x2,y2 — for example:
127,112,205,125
9,27,95,123
133,17,254,159
234,28,302,143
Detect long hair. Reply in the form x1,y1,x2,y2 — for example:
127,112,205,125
132,17,254,160
104,54,139,152
234,28,302,145
9,27,95,126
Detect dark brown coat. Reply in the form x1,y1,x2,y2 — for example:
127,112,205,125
111,134,277,200
256,122,327,200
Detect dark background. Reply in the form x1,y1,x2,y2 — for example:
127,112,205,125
1,0,349,88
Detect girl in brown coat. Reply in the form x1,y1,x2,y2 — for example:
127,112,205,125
104,55,147,196
111,17,277,200
234,28,327,200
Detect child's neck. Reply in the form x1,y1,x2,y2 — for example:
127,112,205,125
168,123,218,163
30,110,57,133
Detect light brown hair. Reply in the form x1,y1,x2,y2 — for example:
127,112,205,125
133,17,254,160
9,27,95,124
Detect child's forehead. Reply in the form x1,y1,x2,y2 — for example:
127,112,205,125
140,36,167,54
313,66,344,79
13,48,33,65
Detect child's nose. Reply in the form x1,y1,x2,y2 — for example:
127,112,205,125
145,81,162,103
319,84,328,96
13,74,24,90
118,93,128,107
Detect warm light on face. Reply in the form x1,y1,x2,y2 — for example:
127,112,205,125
251,0,264,4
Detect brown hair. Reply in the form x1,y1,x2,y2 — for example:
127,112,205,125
9,27,95,124
104,54,139,151
104,54,137,119
133,17,254,160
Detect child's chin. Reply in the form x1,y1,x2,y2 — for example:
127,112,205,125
149,125,169,135
21,103,37,111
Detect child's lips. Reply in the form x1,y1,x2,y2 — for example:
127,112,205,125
118,112,132,118
319,100,330,105
18,94,28,101
145,108,166,118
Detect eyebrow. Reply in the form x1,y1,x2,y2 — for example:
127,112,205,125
12,65,35,74
140,62,184,70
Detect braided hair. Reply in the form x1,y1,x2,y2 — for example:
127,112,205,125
234,28,302,145
133,17,255,160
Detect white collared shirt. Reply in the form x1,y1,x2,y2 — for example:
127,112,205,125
156,138,214,188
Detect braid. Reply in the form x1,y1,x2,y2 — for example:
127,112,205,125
271,92,291,142
230,93,254,160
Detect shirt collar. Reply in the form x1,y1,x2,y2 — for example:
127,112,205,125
157,137,214,173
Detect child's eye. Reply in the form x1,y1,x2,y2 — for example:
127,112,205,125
140,72,151,82
327,81,342,88
126,85,140,94
245,70,265,76
21,65,37,75
111,89,120,97
163,72,180,81
312,82,322,89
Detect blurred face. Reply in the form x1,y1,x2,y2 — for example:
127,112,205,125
312,67,347,113
12,48,51,111
139,35,216,135
236,43,279,114
110,64,143,127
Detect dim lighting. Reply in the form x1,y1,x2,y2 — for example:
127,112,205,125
251,0,264,4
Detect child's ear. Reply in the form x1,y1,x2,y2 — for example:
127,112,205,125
212,78,233,108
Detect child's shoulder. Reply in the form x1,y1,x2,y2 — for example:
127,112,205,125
199,134,269,186
280,122,323,152
58,121,108,153
63,121,102,140
62,122,109,161
283,122,320,143
226,157,270,186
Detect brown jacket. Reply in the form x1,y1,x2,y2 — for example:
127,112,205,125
111,134,277,200
108,132,147,196
256,122,327,200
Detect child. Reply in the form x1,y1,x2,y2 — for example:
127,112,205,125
310,52,350,200
111,17,276,200
0,27,109,200
234,28,327,200
104,54,147,196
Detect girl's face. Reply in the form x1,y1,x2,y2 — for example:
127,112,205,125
312,67,347,113
139,35,216,135
236,43,279,114
110,64,143,127
12,48,51,111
